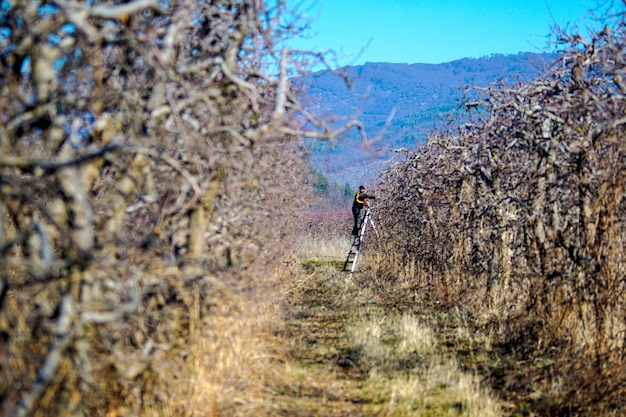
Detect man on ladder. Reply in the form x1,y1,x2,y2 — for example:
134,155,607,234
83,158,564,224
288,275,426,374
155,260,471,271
344,186,377,275
352,186,373,236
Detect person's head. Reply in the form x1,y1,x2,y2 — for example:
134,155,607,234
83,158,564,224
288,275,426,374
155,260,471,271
359,186,365,191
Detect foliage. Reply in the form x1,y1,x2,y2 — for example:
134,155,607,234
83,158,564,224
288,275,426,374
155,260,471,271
344,181,355,198
308,170,355,208
371,9,626,414
313,169,329,192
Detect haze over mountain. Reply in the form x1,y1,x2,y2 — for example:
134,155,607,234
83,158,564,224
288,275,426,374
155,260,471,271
296,52,557,187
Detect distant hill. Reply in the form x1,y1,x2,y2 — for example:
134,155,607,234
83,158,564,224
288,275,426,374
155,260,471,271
295,52,557,187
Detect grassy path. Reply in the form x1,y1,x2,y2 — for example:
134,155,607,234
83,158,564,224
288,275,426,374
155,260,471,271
271,260,504,416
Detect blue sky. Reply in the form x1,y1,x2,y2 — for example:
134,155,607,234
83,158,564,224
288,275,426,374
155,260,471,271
285,0,620,66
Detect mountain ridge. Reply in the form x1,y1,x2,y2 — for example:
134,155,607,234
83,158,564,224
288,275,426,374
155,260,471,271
297,52,557,186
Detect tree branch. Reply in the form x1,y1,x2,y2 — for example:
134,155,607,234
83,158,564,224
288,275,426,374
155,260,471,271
0,141,119,173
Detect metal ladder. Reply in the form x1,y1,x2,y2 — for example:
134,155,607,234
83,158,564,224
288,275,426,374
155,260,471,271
342,208,377,276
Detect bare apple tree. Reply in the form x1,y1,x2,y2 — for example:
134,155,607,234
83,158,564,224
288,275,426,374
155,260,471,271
0,1,355,415
370,8,626,412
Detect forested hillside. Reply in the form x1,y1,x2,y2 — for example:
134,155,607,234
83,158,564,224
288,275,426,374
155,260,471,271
297,52,556,186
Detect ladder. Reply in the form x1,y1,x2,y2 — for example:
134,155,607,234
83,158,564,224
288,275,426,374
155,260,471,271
342,208,377,276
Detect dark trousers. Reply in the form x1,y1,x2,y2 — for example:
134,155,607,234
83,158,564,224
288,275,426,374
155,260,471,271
352,206,363,234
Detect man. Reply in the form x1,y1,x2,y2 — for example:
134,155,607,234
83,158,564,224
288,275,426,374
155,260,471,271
352,185,372,235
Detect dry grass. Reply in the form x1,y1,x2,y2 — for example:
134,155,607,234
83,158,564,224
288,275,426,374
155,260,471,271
166,295,286,417
347,310,501,417
397,313,437,357
382,359,501,417
294,233,350,259
295,208,354,259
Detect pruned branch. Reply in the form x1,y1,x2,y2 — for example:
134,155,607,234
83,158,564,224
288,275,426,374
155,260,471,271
90,0,164,19
0,141,120,173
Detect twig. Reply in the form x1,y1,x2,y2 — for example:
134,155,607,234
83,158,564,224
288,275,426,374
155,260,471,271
0,141,120,173
90,0,164,20
274,49,288,118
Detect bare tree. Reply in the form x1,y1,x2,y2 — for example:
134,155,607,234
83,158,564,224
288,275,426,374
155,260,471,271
370,7,626,413
0,1,358,415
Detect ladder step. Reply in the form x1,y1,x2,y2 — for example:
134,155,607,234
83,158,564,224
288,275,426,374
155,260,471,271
343,209,375,275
